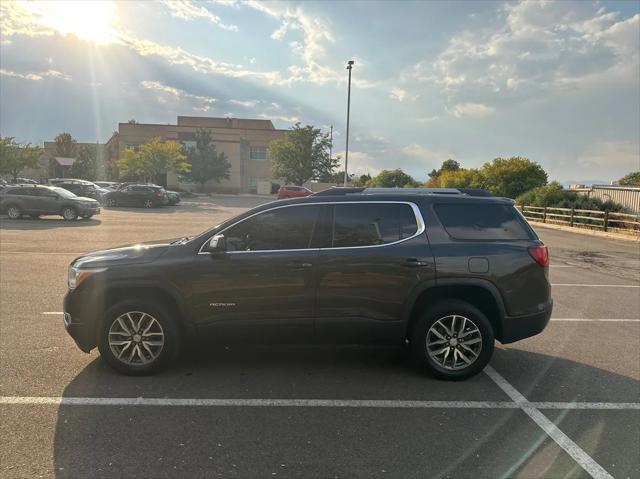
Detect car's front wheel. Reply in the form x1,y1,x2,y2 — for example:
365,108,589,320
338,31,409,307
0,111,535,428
143,199,153,208
61,206,77,221
97,300,181,375
5,204,22,219
410,300,494,380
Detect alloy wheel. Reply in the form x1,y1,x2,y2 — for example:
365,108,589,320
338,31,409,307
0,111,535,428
144,200,153,208
62,207,77,220
108,311,165,365
426,315,482,371
7,206,20,219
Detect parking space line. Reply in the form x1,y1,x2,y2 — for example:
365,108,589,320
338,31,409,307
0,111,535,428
551,318,640,322
484,366,613,479
551,283,639,288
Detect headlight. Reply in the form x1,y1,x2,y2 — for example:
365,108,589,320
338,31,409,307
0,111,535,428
68,266,105,289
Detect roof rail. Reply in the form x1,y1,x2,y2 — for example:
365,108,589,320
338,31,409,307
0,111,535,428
312,186,493,197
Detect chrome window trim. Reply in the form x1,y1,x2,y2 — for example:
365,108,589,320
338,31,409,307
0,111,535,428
197,201,426,255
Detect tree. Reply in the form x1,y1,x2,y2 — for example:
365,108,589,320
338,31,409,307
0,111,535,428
70,145,97,180
0,137,41,181
366,168,418,188
269,123,337,185
318,170,353,184
53,132,77,157
117,137,189,182
428,159,460,179
180,129,231,192
438,168,485,189
481,157,547,198
516,182,626,212
352,173,372,187
619,171,640,187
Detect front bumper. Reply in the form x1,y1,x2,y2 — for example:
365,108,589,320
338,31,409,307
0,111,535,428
500,299,553,343
77,204,101,216
63,290,97,353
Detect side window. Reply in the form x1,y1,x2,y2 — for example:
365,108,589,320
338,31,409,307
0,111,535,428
37,188,58,198
434,203,534,240
224,205,321,251
332,203,419,248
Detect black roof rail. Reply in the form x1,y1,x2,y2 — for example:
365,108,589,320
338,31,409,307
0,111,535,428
312,187,365,196
312,186,493,197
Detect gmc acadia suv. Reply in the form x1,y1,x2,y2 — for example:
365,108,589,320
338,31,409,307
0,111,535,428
63,189,552,379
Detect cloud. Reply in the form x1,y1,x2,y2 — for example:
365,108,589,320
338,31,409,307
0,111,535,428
140,80,216,112
229,99,259,108
576,140,640,178
0,68,70,81
159,0,238,31
409,1,639,109
401,144,454,163
389,87,416,102
450,102,493,119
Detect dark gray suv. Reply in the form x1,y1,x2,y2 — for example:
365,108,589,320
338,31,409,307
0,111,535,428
1,185,100,220
63,191,552,379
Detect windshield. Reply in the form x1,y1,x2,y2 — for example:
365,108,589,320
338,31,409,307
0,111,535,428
1,1,638,478
50,186,77,199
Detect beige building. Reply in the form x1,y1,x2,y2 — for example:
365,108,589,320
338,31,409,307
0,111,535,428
105,116,288,193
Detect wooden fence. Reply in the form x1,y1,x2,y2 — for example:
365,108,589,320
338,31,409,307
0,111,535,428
517,205,640,237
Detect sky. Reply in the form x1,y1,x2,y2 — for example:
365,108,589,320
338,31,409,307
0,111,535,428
0,0,639,184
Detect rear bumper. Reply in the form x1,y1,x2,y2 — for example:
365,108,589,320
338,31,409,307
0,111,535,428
500,299,553,343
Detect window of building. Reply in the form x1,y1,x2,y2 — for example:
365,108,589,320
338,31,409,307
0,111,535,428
224,205,321,252
332,203,419,248
250,147,268,160
434,204,534,240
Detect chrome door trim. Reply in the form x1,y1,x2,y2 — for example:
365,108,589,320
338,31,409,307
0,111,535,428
197,201,426,255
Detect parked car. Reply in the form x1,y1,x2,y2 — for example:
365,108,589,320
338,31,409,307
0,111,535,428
10,177,38,185
115,182,179,205
277,185,313,199
94,181,120,190
103,184,168,208
165,189,181,205
50,179,102,200
63,189,552,377
0,184,100,220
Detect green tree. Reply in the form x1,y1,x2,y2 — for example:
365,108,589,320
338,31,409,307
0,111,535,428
618,171,640,187
516,183,626,212
318,170,353,184
269,123,337,185
366,168,418,188
438,168,485,189
481,157,547,198
428,159,460,182
353,173,372,187
53,132,77,157
117,137,189,181
0,137,41,181
70,145,97,180
181,129,231,192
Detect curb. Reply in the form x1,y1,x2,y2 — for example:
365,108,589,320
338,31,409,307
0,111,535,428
529,221,640,243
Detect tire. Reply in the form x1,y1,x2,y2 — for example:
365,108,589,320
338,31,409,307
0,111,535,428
61,206,77,221
5,204,22,220
410,300,494,380
143,199,153,208
97,299,181,375
105,198,117,207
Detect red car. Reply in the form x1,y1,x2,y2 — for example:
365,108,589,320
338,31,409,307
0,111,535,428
277,185,313,199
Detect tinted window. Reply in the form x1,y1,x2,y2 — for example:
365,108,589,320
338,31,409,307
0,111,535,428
6,187,37,196
225,205,321,251
332,203,419,247
434,203,534,240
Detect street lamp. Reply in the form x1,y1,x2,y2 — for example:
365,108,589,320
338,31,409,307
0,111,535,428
344,60,354,186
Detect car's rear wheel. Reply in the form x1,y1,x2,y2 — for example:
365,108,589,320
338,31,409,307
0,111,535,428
143,199,153,208
105,197,117,207
61,206,77,221
98,300,181,375
410,300,494,380
6,204,21,220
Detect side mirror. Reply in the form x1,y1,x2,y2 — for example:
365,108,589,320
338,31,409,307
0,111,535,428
205,234,227,253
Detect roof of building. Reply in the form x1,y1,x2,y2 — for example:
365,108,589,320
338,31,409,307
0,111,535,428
54,157,75,166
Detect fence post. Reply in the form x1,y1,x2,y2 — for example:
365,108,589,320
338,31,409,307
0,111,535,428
603,210,609,232
543,207,547,223
570,208,575,227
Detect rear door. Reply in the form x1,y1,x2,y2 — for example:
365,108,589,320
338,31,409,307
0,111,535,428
315,201,435,343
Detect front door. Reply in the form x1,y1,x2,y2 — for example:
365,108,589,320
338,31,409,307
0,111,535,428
315,202,435,343
189,203,323,342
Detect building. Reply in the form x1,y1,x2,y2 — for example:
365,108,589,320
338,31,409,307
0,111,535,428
105,116,288,193
576,185,640,214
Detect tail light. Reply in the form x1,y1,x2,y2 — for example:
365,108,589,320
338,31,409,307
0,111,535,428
155,192,163,197
528,245,549,267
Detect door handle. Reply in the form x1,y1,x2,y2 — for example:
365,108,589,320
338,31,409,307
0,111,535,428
287,261,313,269
404,258,429,268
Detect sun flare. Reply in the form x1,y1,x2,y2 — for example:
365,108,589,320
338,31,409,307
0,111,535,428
27,0,119,45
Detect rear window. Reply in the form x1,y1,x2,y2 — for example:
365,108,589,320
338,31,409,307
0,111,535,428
332,203,419,247
434,203,534,240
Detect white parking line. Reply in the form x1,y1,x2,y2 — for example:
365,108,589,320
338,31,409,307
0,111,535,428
549,265,574,268
551,283,639,288
552,318,640,322
1,396,638,410
484,365,613,479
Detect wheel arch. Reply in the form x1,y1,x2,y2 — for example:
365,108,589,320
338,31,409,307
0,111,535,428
403,279,506,342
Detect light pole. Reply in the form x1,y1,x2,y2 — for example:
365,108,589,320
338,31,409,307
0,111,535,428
344,60,354,186
329,125,333,168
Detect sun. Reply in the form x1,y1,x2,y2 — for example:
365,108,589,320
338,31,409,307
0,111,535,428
28,1,119,45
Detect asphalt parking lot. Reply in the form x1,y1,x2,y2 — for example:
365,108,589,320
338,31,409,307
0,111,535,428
1,197,638,479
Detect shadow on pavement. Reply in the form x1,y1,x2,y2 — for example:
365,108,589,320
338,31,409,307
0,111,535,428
50,346,640,478
0,217,102,230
